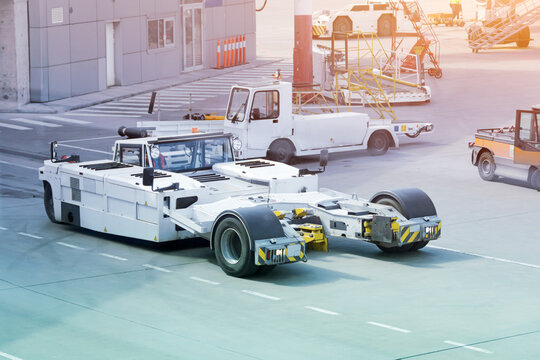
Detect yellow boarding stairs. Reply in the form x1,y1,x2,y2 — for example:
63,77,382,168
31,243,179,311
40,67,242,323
388,0,442,78
469,0,540,52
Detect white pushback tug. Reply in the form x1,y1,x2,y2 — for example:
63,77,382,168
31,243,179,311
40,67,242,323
39,132,442,277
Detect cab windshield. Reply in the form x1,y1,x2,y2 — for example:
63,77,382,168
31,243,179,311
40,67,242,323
150,137,233,173
226,88,250,122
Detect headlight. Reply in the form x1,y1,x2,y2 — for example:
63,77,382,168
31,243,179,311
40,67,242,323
232,137,242,151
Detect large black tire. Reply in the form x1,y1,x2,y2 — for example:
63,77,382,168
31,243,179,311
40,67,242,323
214,217,258,277
372,190,435,253
516,27,530,48
530,168,540,191
373,197,414,253
367,131,390,156
268,140,295,164
333,16,352,34
43,182,60,224
477,151,497,181
377,15,395,37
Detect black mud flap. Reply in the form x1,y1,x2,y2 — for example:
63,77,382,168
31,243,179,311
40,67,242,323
61,202,80,226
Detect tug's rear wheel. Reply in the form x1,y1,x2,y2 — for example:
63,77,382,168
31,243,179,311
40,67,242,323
214,217,258,277
373,197,414,253
44,182,60,224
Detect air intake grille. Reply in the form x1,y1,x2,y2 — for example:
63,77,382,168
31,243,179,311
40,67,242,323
80,162,133,171
188,173,229,183
236,160,275,168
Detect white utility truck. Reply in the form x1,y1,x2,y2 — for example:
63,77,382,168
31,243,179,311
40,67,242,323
138,81,434,164
40,132,441,277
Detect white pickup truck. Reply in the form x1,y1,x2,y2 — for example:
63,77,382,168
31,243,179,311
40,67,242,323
138,81,433,164
40,132,441,277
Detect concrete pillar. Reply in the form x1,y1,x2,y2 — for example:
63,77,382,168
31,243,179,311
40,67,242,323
0,0,30,107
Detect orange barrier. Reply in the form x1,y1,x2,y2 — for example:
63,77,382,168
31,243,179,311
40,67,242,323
242,35,246,64
216,40,221,69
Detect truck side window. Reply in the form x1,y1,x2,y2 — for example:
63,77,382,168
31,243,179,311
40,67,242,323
251,90,279,120
119,145,143,166
519,113,537,143
351,5,369,11
373,4,389,11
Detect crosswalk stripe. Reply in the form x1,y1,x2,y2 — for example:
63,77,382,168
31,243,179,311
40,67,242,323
0,122,31,130
65,113,140,118
10,117,62,127
42,115,91,124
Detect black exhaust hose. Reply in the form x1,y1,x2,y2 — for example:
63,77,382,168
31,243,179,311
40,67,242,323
118,126,147,138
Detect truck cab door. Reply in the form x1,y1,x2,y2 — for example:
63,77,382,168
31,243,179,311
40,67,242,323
514,110,540,166
245,90,282,150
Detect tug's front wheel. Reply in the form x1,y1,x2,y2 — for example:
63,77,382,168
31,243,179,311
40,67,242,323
44,182,60,224
372,189,436,253
214,217,258,277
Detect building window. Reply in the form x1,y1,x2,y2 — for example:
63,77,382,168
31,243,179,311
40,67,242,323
148,18,175,50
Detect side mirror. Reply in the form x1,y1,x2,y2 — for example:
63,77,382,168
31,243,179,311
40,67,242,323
142,167,154,188
320,149,328,169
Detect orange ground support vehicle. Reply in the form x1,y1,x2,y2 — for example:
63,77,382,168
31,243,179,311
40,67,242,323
470,109,540,189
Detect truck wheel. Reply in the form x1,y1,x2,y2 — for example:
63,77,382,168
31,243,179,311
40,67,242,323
516,27,530,48
377,15,394,37
367,132,390,156
333,16,352,34
477,152,497,181
372,189,436,253
268,140,295,164
44,182,60,224
530,168,540,190
214,217,257,277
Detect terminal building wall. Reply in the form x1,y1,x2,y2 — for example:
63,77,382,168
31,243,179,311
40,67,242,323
28,0,256,102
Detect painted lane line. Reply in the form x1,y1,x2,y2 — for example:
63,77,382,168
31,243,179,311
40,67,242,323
57,143,113,155
0,160,37,171
241,290,280,301
368,321,411,333
56,242,85,250
190,276,220,285
0,227,7,231
0,351,24,360
0,122,31,130
41,115,91,125
305,306,340,316
444,340,493,354
59,135,120,144
99,253,128,261
17,232,43,240
142,264,172,273
430,246,540,269
11,118,62,127
65,113,140,118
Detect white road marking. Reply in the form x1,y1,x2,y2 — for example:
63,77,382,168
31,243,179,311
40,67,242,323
305,306,340,316
56,242,85,250
65,113,140,118
0,351,24,360
59,135,120,143
0,227,7,230
11,118,62,127
241,290,280,301
17,232,43,239
0,122,31,130
142,264,172,273
42,115,91,124
444,340,493,354
190,276,220,285
0,160,38,171
99,253,128,261
367,321,411,333
430,246,540,269
56,143,113,155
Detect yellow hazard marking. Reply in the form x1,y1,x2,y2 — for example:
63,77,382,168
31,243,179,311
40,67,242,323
104,227,107,233
414,46,424,55
288,257,295,262
145,201,147,206
400,227,410,242
154,236,157,241
437,222,441,232
300,251,304,258
258,248,265,259
407,231,418,243
401,125,407,132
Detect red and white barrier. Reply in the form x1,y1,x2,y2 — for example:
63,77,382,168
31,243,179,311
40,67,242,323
216,40,221,69
216,35,247,69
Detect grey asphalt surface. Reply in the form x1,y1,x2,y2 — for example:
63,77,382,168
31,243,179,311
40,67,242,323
1,23,540,360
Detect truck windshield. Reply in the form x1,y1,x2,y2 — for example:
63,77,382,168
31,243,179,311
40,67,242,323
151,137,233,173
226,88,250,122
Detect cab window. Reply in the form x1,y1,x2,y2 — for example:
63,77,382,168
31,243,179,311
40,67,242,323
117,145,143,166
373,4,390,10
518,112,538,143
250,90,279,120
351,5,369,11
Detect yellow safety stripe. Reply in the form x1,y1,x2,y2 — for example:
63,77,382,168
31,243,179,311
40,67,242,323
400,227,410,243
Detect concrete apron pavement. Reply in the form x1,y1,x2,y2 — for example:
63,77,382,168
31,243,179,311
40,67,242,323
0,58,285,115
